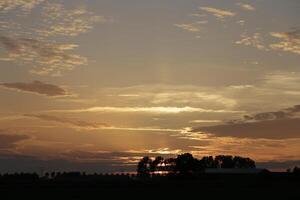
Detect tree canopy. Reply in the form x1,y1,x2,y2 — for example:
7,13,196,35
137,154,256,175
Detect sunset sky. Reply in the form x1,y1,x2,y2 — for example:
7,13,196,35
0,0,300,172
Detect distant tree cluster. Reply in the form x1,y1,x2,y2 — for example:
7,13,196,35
287,166,300,174
137,153,256,175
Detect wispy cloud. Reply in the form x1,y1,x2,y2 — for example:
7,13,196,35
25,114,109,129
235,28,300,55
235,32,267,50
0,133,31,149
236,3,255,11
270,29,300,55
199,6,236,20
0,0,44,12
25,113,183,133
174,23,201,32
0,1,109,76
38,3,108,37
0,36,87,76
0,81,70,97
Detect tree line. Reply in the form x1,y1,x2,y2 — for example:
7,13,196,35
137,153,257,175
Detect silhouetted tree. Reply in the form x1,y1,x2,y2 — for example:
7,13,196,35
215,155,235,168
201,156,218,168
164,158,176,172
50,172,56,179
293,166,300,174
137,156,152,175
150,156,164,172
175,153,200,174
233,156,256,168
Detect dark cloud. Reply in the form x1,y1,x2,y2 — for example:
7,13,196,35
0,133,30,149
195,118,300,139
0,153,134,174
0,150,179,173
0,81,69,97
231,104,300,123
25,114,109,128
194,105,300,139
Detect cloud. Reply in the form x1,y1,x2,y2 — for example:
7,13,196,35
263,72,300,90
25,114,109,129
235,28,300,55
189,120,222,124
24,114,181,133
0,81,70,97
270,29,300,55
231,104,300,123
236,3,255,11
193,105,300,139
174,23,201,32
235,32,267,50
0,153,135,173
150,92,236,108
0,36,87,76
0,1,108,76
0,133,30,149
0,0,44,12
199,6,236,20
47,106,243,114
37,3,108,37
196,118,300,139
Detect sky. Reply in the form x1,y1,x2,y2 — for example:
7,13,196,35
0,0,300,173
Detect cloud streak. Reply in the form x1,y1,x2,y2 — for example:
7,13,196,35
199,6,236,20
0,133,30,149
0,81,70,97
174,23,201,32
47,106,242,114
25,114,109,129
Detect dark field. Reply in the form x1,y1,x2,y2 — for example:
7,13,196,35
1,173,299,199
